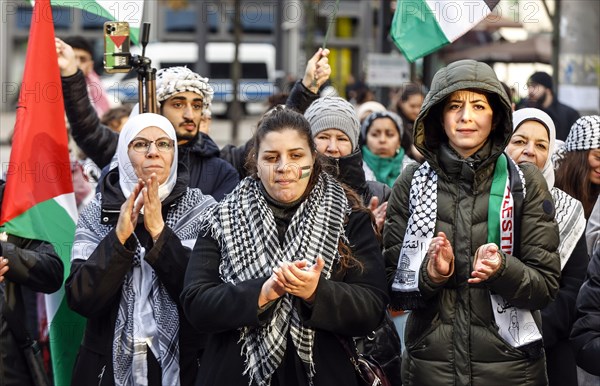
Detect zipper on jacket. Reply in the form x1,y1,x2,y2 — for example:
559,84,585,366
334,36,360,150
97,365,106,386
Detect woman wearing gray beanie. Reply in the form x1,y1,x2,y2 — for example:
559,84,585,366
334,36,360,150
304,97,391,229
304,96,403,385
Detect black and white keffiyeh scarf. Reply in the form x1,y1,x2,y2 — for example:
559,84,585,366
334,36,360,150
552,187,586,269
72,188,215,386
201,174,349,386
390,161,438,310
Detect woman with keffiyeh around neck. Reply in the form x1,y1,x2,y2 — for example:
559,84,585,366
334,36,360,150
506,108,588,386
383,60,560,385
181,106,388,386
65,113,216,386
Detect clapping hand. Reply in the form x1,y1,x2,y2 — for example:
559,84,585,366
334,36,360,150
368,196,388,232
272,256,326,303
141,174,165,241
426,232,455,283
468,243,502,284
115,179,144,244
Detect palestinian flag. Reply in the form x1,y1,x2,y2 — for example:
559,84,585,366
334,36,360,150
391,0,500,62
0,0,84,384
30,0,145,43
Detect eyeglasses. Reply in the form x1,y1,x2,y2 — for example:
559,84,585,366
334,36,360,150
128,137,175,153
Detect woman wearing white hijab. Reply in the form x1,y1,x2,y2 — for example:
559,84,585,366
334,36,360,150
506,108,588,386
66,113,216,386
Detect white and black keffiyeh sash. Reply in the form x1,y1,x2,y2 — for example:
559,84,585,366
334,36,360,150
390,161,437,309
201,174,349,386
72,188,214,386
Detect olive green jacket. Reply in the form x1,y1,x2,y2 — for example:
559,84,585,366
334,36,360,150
383,60,560,386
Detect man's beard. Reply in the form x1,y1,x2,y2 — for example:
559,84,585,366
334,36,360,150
177,130,197,141
176,122,199,142
527,90,547,108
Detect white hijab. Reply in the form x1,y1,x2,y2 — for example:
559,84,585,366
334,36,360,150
116,113,178,202
513,108,586,270
512,108,556,188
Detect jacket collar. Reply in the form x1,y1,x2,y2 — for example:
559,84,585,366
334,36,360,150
437,141,497,192
324,150,370,198
178,132,220,158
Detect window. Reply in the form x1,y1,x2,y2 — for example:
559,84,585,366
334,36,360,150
209,62,268,79
164,8,219,33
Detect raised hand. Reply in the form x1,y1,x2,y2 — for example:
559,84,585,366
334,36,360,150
368,196,388,232
55,38,78,77
302,48,331,94
426,232,455,283
141,174,165,241
468,243,502,284
272,256,326,303
115,179,144,244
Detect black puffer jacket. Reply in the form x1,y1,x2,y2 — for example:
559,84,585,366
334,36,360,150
61,70,239,201
571,247,600,376
383,60,561,385
0,181,63,386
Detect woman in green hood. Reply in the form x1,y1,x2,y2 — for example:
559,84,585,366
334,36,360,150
383,60,561,385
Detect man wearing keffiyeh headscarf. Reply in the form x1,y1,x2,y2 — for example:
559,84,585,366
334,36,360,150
65,113,216,386
56,38,239,201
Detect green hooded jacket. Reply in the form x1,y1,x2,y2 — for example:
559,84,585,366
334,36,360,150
383,60,560,386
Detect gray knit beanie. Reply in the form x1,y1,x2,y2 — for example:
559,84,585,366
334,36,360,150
304,97,361,151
